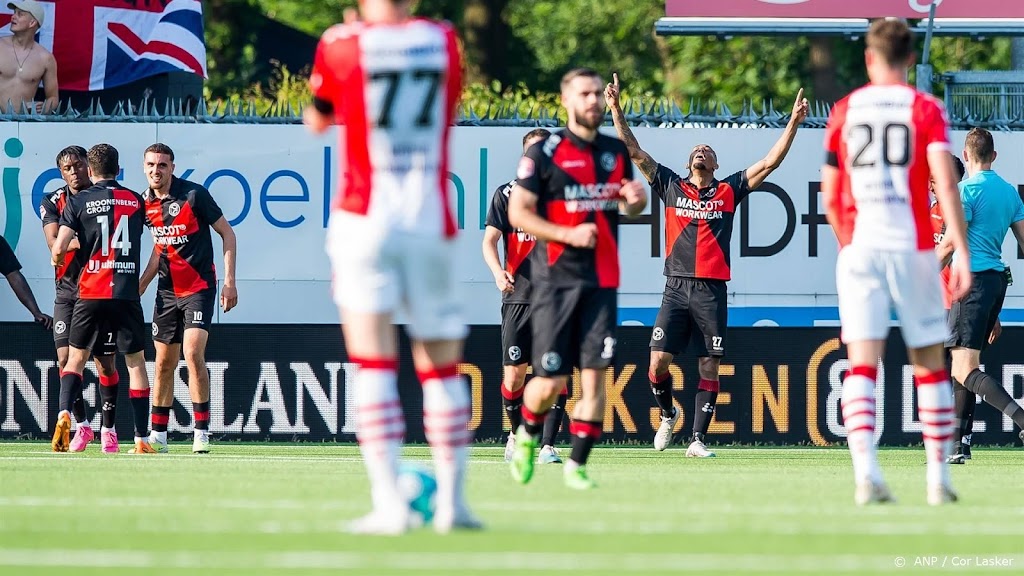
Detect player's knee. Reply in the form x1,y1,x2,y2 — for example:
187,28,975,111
698,357,720,379
512,365,529,387
93,356,116,377
649,352,672,375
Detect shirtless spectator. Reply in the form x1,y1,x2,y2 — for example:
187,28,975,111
0,1,57,113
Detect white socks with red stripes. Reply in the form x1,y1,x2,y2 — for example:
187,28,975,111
419,364,472,526
917,369,954,489
842,366,882,485
352,359,406,518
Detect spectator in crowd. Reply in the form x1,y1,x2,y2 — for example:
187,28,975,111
0,1,57,113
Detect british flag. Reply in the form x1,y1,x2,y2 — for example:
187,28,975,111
0,0,207,91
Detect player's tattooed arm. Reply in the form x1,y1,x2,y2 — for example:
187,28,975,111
605,73,659,183
746,88,809,189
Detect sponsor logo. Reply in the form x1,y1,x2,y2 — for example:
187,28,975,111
85,197,138,215
507,346,521,362
541,351,561,372
652,327,665,341
601,337,616,360
86,260,136,272
54,321,66,335
600,152,616,172
168,202,181,217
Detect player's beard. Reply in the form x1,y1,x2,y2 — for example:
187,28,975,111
572,105,603,131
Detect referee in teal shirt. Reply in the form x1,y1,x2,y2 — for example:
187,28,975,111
944,128,1024,461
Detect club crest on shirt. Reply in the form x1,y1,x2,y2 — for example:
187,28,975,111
168,203,181,217
600,152,616,172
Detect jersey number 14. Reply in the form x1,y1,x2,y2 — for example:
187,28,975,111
98,214,132,256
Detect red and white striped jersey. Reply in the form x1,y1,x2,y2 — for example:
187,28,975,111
824,84,951,251
310,18,462,238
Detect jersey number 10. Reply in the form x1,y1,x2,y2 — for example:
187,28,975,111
98,214,132,256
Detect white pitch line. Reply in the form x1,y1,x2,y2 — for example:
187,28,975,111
0,549,989,572
1,495,1021,519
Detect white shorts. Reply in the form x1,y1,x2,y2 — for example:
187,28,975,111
326,212,467,342
836,246,948,349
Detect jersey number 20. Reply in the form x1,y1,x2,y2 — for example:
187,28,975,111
98,214,132,256
849,122,911,168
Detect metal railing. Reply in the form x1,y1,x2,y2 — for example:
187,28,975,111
941,71,1024,130
1,84,1022,129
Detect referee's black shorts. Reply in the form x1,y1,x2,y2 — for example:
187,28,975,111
947,269,1008,350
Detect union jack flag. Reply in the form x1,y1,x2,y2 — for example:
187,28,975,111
0,0,207,91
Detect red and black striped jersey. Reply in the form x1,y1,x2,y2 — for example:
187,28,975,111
41,185,85,301
144,177,224,297
516,129,632,289
649,164,751,281
485,179,535,303
59,180,145,300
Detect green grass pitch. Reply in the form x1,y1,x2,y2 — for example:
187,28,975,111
0,442,1021,575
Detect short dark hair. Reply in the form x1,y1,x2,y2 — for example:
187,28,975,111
522,128,550,149
55,145,87,167
144,142,175,162
866,19,914,67
87,144,119,178
560,68,602,92
950,153,966,181
964,128,995,163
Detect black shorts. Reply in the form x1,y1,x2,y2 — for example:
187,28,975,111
501,302,532,366
152,289,216,345
948,269,1008,350
649,277,728,357
53,299,75,349
530,285,616,377
68,299,147,355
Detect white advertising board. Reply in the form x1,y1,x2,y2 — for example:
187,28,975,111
1,124,1023,326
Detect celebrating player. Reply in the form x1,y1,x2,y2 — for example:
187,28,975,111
303,0,479,534
139,143,238,454
483,128,569,464
608,72,808,457
50,144,151,455
822,19,971,506
507,67,647,489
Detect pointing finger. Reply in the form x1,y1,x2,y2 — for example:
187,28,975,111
796,88,804,103
613,72,619,87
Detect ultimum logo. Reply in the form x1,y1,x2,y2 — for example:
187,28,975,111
87,260,137,273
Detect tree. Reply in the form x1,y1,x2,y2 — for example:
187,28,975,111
203,0,1016,112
